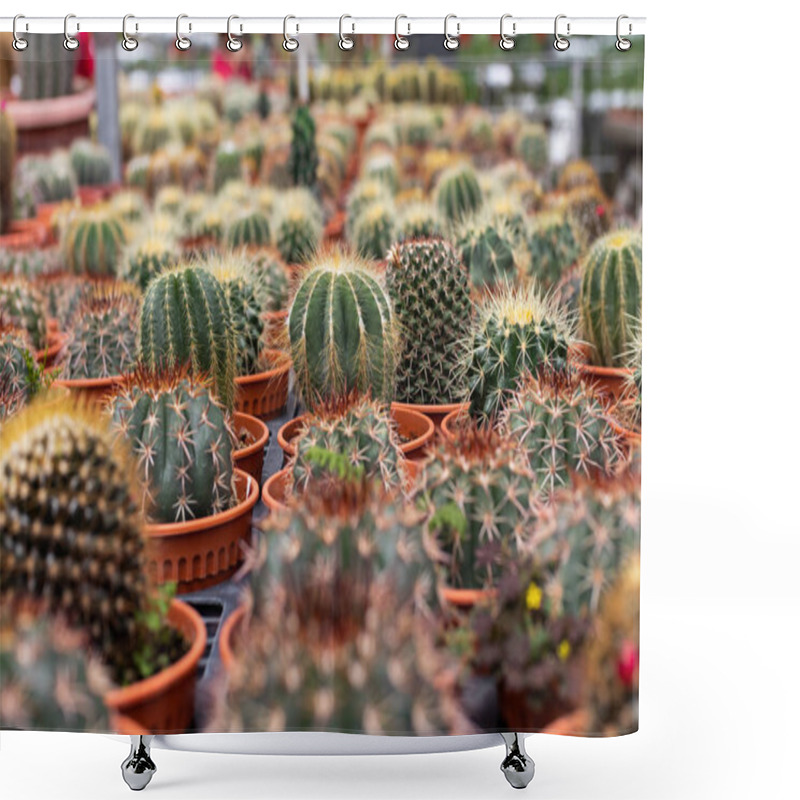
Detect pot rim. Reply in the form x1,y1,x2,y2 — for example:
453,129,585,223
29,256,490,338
234,348,291,388
262,466,291,513
232,411,270,461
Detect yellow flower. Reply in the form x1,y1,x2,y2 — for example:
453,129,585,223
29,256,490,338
558,640,571,661
525,582,543,611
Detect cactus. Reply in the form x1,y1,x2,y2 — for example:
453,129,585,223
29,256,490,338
579,230,643,368
396,202,444,242
456,216,521,290
0,106,16,235
485,193,528,245
515,123,549,174
0,326,35,418
273,189,323,264
289,106,318,189
527,211,581,288
201,255,265,376
225,209,272,249
134,107,174,155
60,288,139,380
250,250,290,313
138,265,237,409
17,34,75,100
502,371,625,499
0,282,48,350
623,319,642,426
386,237,472,405
110,189,148,223
110,368,237,523
0,395,186,685
290,394,404,493
418,425,539,590
564,185,612,247
435,163,483,225
153,185,185,217
28,153,76,204
120,231,180,292
0,612,113,731
63,208,128,277
69,139,113,187
361,152,399,194
352,201,396,260
345,179,392,240
464,283,574,420
288,250,397,404
213,141,243,192
558,159,601,192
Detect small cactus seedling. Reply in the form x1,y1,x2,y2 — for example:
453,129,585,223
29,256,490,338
579,230,643,368
456,215,521,290
435,162,483,224
226,208,272,249
288,249,397,404
0,281,48,350
59,288,139,380
110,368,237,523
120,231,180,292
352,201,396,261
464,283,575,420
63,208,128,277
386,237,472,405
273,189,324,264
138,264,237,409
289,106,319,189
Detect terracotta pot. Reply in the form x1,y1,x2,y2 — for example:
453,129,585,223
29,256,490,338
46,318,60,335
499,684,575,732
235,349,291,420
10,218,47,247
440,407,471,444
144,469,259,593
261,309,288,348
35,330,68,368
392,401,467,439
277,404,433,465
51,375,122,407
440,586,497,609
607,412,642,449
541,708,591,737
104,599,206,735
232,411,270,486
0,227,38,251
323,210,346,242
577,363,633,402
262,467,291,515
76,184,118,206
218,604,247,673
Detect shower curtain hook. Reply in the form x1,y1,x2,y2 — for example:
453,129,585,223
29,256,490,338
283,15,299,51
175,14,192,50
121,15,138,51
443,14,460,51
11,15,28,51
499,14,516,50
338,15,355,51
394,15,410,51
554,14,570,51
227,15,243,52
63,14,79,51
616,14,632,51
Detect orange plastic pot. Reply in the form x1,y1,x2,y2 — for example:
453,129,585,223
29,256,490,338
9,218,47,247
35,330,68,368
607,413,642,449
262,467,291,515
576,363,633,402
0,227,38,251
440,586,497,609
51,374,123,407
232,411,270,486
440,407,471,444
261,309,288,348
235,349,291,420
392,401,468,437
144,469,259,593
219,604,247,673
104,600,206,734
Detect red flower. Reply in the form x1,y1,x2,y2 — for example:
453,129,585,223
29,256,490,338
616,640,638,686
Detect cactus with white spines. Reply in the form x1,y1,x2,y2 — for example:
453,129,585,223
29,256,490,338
153,185,186,217
63,208,128,277
456,215,521,290
361,152,400,194
110,190,148,223
250,250,290,313
345,179,392,240
69,139,113,187
396,202,444,242
0,282,48,350
273,189,323,264
213,141,243,191
225,208,272,249
120,232,180,292
352,201,396,261
527,210,582,288
0,326,35,420
435,162,483,224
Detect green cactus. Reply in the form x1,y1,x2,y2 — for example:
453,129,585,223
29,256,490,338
456,217,520,290
0,396,186,686
0,327,35,417
273,189,323,264
345,180,392,240
419,425,539,590
110,189,148,223
250,250,290,313
110,368,237,523
435,163,483,224
60,289,139,380
361,153,399,194
623,319,642,426
352,202,396,260
516,123,548,174
579,230,643,368
289,106,319,189
63,208,128,277
291,395,404,493
396,202,444,242
288,250,397,404
120,231,180,292
213,141,243,192
0,107,16,235
527,211,581,288
28,153,76,204
17,34,76,100
153,185,186,217
465,283,574,420
0,281,48,350
386,237,472,405
564,185,612,247
558,159,601,193
0,612,113,731
69,139,113,187
138,265,237,409
502,371,625,499
225,209,272,249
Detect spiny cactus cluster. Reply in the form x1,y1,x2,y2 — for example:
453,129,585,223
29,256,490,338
386,238,472,405
502,371,625,499
63,208,127,277
291,395,404,493
579,229,643,368
0,281,48,350
59,288,139,380
435,162,483,224
138,264,237,409
418,425,540,590
289,106,318,189
273,189,323,264
289,250,397,404
464,283,574,420
110,368,237,523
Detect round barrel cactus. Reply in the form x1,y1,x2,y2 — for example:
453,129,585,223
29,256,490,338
579,229,643,367
273,189,323,264
251,250,290,313
558,159,601,192
456,217,520,289
213,141,243,191
516,123,548,174
352,202,395,260
435,162,483,224
138,265,237,409
0,281,47,350
345,179,392,240
396,202,444,242
69,139,113,186
528,211,581,288
288,251,397,404
63,208,127,277
225,209,272,249
120,233,179,292
289,105,318,189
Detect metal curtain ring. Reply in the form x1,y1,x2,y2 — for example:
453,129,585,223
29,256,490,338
443,14,459,51
499,14,516,50
121,15,138,51
338,15,354,50
283,15,299,51
175,14,192,51
394,15,410,51
63,14,79,51
227,15,243,52
554,14,570,51
616,14,632,51
12,14,28,51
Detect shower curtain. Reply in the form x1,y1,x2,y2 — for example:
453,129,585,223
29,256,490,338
0,30,643,739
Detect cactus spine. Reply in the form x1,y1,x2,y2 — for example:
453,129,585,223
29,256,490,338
250,250,290,312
